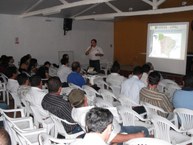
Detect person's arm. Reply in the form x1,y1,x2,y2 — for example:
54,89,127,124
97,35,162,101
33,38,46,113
111,132,144,143
85,46,92,55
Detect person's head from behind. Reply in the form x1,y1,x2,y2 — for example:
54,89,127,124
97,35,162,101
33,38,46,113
71,61,81,73
133,66,143,78
17,73,29,86
5,66,18,79
183,74,193,89
30,75,42,88
62,54,69,60
142,64,150,74
111,64,120,73
91,39,97,47
85,107,113,142
68,89,87,108
19,54,31,68
148,71,160,86
47,76,62,94
0,128,11,145
44,61,51,68
28,58,38,73
146,62,154,71
61,58,69,65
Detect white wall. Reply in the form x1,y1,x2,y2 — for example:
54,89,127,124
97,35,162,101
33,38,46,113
0,14,114,67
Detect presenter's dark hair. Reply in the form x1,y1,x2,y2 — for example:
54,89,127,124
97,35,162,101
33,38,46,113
85,107,113,133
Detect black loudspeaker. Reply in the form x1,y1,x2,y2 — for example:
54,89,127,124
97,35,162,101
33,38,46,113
186,53,193,75
63,18,72,31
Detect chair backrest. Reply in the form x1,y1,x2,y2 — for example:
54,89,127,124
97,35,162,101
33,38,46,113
98,89,116,103
109,84,121,98
93,77,109,89
95,98,114,108
50,113,84,139
0,73,8,84
142,102,167,118
119,97,139,108
125,137,172,145
39,133,80,145
151,114,181,143
118,106,144,126
68,83,82,90
10,92,23,109
82,85,99,105
174,108,193,131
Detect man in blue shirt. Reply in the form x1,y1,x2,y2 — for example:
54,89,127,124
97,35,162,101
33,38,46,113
67,61,86,87
173,74,193,110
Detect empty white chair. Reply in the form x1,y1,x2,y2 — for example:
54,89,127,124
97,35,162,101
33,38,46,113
174,108,193,135
151,114,193,145
125,137,172,145
39,133,81,145
95,97,114,108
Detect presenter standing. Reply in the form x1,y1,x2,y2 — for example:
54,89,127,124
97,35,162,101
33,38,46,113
85,39,104,72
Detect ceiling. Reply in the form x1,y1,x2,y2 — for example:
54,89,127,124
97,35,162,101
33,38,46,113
0,0,193,20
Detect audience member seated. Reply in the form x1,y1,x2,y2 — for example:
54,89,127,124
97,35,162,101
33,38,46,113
7,56,15,67
42,77,83,133
0,128,11,145
70,89,148,144
5,66,19,96
19,54,31,76
57,55,71,87
17,73,30,100
0,55,9,73
67,61,86,87
28,58,38,76
121,66,145,105
141,64,151,86
25,75,48,117
36,61,51,79
106,62,126,86
82,107,114,145
172,74,193,110
140,71,173,116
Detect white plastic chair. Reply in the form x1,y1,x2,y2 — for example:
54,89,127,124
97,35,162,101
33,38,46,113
68,83,83,90
118,106,154,135
95,98,114,108
1,108,46,145
30,105,54,135
93,77,109,89
124,137,172,145
98,89,116,105
174,108,193,135
50,113,85,139
39,133,81,145
119,97,139,108
151,114,193,145
109,84,121,98
82,85,100,106
0,82,9,105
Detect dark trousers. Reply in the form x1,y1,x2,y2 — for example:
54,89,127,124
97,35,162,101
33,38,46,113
89,60,100,72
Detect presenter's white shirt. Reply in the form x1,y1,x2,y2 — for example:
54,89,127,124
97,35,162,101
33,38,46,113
85,46,104,60
57,65,72,83
121,75,145,104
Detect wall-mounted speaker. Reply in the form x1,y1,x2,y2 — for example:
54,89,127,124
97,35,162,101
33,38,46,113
63,18,73,31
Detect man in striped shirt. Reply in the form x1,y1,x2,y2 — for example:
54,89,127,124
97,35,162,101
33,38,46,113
140,71,173,116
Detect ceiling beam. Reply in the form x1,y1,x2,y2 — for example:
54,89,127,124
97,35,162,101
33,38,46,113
105,2,122,13
142,0,166,10
20,0,114,18
58,0,68,4
23,0,43,13
74,5,193,20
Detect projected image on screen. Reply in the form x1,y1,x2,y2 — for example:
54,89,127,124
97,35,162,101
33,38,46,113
148,24,187,60
146,22,189,75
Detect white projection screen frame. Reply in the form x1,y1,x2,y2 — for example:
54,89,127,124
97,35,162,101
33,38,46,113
146,22,189,75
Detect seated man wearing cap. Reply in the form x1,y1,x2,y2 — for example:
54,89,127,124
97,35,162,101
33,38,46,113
41,76,83,134
69,89,149,144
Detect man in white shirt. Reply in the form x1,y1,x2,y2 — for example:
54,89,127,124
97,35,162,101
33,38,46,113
6,66,19,97
25,75,48,118
57,56,71,86
121,66,145,104
106,64,126,86
85,39,104,72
